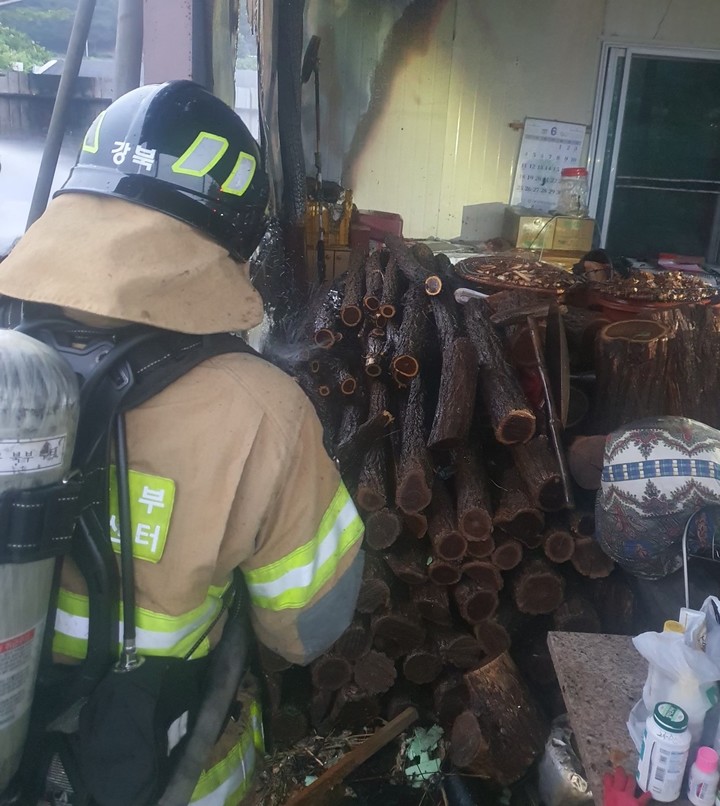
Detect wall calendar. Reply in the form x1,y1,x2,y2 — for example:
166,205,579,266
510,118,587,213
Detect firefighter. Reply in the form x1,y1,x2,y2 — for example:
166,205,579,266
0,81,364,805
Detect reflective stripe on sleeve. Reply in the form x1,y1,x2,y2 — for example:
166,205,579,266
244,483,364,611
190,700,264,805
53,584,229,660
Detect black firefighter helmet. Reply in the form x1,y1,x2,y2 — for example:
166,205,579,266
56,81,269,262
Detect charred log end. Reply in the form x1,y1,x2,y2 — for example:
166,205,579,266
380,304,397,319
356,489,386,513
437,531,468,561
602,319,669,342
571,537,615,578
459,590,499,624
544,531,575,563
538,478,567,512
424,275,443,296
340,306,363,328
365,509,402,550
473,621,511,656
515,573,564,615
428,562,462,586
310,359,321,373
496,410,536,445
318,384,331,397
363,295,381,313
356,580,391,614
365,361,383,377
397,468,433,514
392,355,420,379
314,329,337,349
311,656,353,691
461,562,503,591
460,511,493,542
354,650,398,694
466,538,495,559
450,711,490,770
492,541,523,571
403,652,444,685
340,377,357,395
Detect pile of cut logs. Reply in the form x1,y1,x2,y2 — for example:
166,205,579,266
263,236,640,787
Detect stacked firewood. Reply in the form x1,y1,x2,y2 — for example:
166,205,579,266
263,236,635,787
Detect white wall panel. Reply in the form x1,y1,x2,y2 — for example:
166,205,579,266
304,0,720,240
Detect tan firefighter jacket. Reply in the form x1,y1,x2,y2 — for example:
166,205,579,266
0,194,365,805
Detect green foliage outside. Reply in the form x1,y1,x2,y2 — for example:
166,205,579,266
0,0,118,57
0,23,50,69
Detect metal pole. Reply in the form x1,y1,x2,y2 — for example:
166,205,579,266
25,0,97,229
113,0,143,99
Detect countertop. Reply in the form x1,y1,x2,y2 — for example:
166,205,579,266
547,631,692,806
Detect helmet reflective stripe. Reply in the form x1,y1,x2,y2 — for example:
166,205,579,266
172,132,230,177
82,109,107,154
221,152,256,197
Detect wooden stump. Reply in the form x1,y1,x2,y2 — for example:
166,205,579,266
595,319,671,432
333,616,372,662
461,561,503,591
384,542,428,586
449,651,547,785
434,673,471,730
473,619,511,656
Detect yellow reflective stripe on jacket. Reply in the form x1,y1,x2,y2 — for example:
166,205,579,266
190,700,264,805
52,584,229,660
244,483,363,611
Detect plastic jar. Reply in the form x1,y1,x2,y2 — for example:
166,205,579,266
636,702,692,802
557,167,589,217
688,746,720,806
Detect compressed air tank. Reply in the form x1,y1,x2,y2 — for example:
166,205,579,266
0,330,79,792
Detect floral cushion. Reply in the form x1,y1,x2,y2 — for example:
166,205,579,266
595,417,720,579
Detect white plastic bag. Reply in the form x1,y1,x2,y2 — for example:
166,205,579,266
632,630,720,743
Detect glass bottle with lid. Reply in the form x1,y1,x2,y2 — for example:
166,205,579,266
557,167,589,218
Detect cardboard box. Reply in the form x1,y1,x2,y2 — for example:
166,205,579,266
503,206,595,253
553,217,595,252
503,207,555,250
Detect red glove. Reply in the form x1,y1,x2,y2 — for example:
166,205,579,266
603,767,652,806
